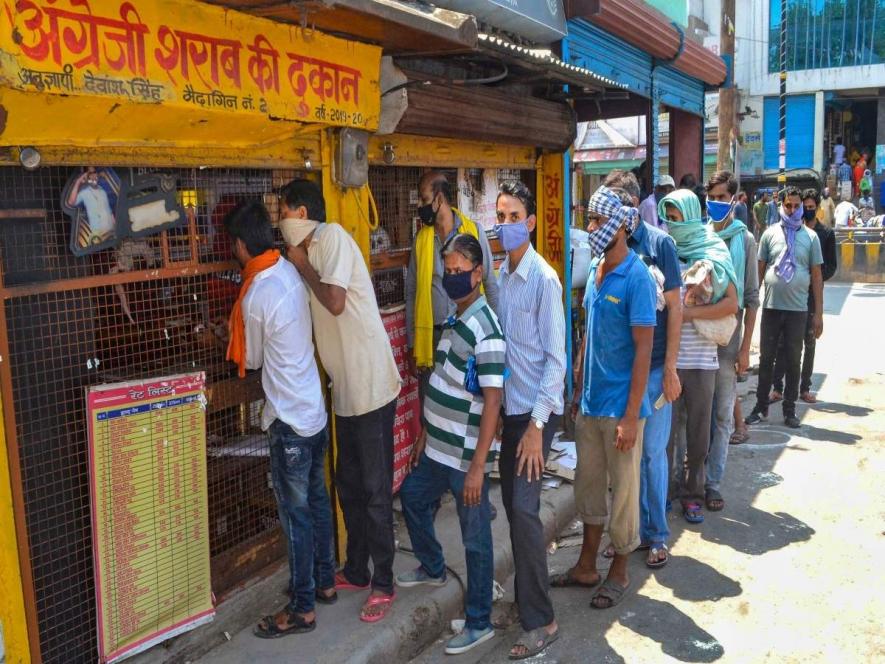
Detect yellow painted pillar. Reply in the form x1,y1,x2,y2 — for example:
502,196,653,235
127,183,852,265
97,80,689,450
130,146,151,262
866,243,879,273
841,242,855,273
0,391,31,664
535,153,566,282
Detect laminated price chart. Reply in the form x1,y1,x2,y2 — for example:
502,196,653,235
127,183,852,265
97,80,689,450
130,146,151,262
87,373,214,663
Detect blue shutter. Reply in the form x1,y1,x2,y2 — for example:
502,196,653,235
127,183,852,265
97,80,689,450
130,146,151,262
763,94,815,170
655,65,705,116
565,19,652,97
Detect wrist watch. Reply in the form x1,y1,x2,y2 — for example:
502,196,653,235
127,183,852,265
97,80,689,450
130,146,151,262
533,418,544,431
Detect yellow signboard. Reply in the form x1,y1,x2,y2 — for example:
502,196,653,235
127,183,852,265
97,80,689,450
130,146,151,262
88,373,212,663
0,0,381,130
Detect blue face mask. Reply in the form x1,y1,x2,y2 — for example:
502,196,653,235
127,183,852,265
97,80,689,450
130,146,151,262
706,198,734,224
442,269,477,302
494,219,530,252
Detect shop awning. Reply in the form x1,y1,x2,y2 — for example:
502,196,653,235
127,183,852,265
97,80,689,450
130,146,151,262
206,0,479,54
565,0,727,86
476,33,627,93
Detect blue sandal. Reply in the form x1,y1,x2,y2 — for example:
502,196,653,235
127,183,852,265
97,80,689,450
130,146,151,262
682,501,705,524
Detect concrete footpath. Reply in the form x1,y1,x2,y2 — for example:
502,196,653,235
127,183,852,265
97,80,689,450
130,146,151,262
131,474,576,664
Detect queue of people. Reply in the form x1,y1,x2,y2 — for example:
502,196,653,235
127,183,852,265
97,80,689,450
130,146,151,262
219,169,828,659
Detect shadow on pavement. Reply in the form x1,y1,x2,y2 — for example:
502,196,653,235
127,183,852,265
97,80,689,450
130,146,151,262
810,401,873,418
699,507,815,555
653,555,742,603
619,596,725,662
799,423,863,445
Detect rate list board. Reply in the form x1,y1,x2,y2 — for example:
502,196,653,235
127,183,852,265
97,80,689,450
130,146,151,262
87,373,214,663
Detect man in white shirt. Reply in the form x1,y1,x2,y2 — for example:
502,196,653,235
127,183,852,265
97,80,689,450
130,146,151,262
638,175,675,230
834,200,858,227
832,138,846,166
223,201,334,639
280,180,402,623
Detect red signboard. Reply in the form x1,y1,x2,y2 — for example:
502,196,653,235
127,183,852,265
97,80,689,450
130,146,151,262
382,309,421,493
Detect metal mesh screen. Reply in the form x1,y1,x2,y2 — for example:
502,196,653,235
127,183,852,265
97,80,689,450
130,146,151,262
0,166,305,664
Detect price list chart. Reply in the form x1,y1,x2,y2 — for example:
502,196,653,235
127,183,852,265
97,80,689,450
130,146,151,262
87,373,214,663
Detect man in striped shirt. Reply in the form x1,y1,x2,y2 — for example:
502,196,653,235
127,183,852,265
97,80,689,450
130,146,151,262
397,234,505,656
494,180,565,659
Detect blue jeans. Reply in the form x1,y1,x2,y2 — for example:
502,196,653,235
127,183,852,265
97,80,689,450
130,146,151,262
640,365,671,546
399,453,493,631
268,420,335,614
708,346,738,492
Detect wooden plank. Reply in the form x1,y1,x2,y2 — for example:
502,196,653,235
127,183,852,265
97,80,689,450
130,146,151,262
0,209,44,219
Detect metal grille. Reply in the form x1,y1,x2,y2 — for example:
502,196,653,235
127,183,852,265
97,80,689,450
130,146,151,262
0,166,303,664
369,165,422,254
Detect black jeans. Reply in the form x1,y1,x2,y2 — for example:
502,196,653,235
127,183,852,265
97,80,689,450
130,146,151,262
500,413,560,631
334,399,397,594
772,311,816,395
755,309,808,418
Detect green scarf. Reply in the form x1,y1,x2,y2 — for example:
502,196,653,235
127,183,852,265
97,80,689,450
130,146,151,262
715,219,747,308
658,190,738,302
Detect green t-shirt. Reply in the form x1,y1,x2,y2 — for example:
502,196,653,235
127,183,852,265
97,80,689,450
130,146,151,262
758,223,824,312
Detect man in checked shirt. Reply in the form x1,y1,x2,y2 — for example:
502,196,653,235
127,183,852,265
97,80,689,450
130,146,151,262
493,179,566,659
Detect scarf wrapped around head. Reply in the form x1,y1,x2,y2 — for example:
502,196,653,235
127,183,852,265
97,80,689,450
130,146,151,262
587,185,639,255
657,189,737,302
774,204,803,283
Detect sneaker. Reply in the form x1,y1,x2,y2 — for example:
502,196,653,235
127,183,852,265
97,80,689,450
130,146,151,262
445,626,496,655
396,567,446,588
784,415,801,429
745,410,768,425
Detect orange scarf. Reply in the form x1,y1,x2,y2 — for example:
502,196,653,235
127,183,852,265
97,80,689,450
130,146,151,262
227,249,280,377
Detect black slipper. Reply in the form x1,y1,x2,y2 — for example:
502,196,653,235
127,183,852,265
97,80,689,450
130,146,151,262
254,610,316,639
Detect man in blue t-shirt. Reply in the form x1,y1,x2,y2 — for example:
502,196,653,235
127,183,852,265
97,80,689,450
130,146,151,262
553,185,655,610
593,170,682,568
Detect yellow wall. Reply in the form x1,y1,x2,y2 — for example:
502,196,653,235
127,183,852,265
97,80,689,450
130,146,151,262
0,390,31,664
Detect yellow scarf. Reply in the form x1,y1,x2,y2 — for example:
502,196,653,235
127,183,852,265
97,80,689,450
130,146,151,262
414,208,481,368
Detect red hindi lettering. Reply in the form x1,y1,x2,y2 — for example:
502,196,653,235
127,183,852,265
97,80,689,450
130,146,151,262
154,26,242,88
545,174,560,199
246,34,279,94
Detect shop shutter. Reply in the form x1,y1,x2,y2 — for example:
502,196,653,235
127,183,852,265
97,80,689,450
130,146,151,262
565,19,653,97
764,94,816,170
654,65,705,117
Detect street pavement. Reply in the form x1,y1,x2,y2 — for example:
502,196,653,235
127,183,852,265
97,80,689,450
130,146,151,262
412,282,885,664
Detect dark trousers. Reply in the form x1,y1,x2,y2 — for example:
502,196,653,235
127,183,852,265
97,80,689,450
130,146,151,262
334,399,397,594
755,309,808,417
668,369,716,503
500,413,559,631
772,312,816,396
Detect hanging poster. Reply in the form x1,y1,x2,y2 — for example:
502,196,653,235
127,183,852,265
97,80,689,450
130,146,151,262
457,169,501,232
382,308,421,493
875,145,885,175
62,167,122,256
88,373,213,663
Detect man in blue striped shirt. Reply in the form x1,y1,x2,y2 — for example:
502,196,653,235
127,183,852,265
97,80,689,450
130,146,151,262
495,180,566,659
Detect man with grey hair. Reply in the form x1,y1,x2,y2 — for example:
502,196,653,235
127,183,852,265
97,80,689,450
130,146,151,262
603,169,642,206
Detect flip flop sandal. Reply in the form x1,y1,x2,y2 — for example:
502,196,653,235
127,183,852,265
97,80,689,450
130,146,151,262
315,588,338,605
254,610,316,639
590,579,630,610
646,545,669,569
682,502,705,524
509,627,559,660
705,490,725,512
729,430,750,445
549,570,602,588
768,392,784,404
800,392,818,403
334,571,370,591
359,592,395,623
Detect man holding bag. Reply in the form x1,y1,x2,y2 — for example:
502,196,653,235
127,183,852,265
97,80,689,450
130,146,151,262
705,171,760,511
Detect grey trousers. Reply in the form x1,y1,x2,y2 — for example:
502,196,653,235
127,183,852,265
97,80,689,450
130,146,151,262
668,369,717,502
500,413,560,631
708,339,739,493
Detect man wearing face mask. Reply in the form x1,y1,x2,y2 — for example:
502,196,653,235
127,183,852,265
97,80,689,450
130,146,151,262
769,188,836,406
705,171,759,511
638,175,676,230
494,180,565,659
554,185,655,611
405,172,498,396
746,187,824,429
398,233,504,655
